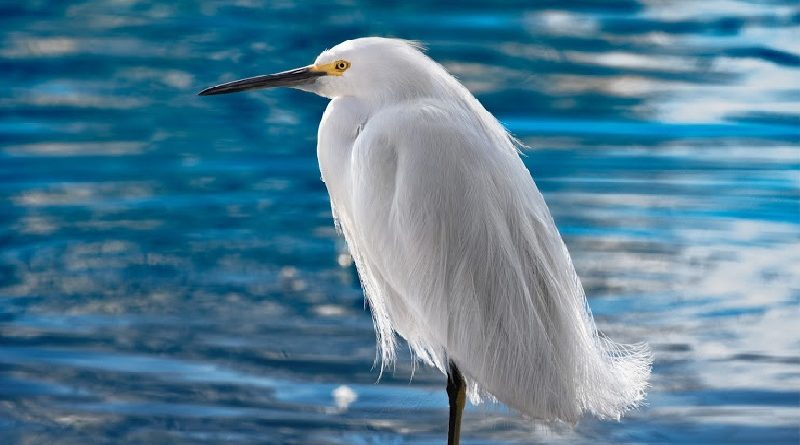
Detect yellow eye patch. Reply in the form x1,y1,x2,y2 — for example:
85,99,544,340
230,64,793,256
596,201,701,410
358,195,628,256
311,59,351,76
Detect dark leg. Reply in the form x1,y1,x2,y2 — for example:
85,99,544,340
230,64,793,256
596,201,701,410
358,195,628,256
446,360,466,445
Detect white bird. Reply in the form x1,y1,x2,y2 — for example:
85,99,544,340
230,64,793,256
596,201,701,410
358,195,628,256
200,37,652,444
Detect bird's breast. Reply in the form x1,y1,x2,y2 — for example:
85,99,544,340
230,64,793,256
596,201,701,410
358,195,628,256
317,97,370,211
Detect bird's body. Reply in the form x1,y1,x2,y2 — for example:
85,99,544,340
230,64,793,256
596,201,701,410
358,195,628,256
200,37,651,439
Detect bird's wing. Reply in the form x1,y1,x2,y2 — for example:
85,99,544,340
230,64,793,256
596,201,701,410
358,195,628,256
339,100,650,422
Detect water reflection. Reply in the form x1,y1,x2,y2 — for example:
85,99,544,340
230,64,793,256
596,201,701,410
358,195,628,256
1,0,798,444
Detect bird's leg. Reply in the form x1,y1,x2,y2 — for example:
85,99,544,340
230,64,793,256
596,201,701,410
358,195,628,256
446,360,466,445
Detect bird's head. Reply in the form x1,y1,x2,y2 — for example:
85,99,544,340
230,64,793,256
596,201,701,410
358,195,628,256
199,37,438,102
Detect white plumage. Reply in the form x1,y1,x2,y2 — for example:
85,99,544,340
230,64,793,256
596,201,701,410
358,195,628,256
314,38,650,423
201,36,652,426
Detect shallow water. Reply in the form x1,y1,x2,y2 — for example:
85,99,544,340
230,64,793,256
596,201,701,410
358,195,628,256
1,1,799,444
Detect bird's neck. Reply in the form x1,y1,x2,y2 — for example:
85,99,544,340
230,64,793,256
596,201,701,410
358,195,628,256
347,61,470,114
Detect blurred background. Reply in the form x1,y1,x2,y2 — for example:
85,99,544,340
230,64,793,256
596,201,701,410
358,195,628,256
1,1,798,444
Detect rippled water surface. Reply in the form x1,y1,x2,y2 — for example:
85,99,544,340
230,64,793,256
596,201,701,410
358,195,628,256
1,1,799,444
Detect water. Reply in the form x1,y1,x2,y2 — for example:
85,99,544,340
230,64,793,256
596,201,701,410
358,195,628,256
1,1,798,444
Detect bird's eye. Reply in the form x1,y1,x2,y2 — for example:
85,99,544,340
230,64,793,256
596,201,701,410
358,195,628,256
335,60,350,71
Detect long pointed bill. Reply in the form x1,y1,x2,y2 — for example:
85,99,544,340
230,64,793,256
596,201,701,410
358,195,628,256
198,65,325,96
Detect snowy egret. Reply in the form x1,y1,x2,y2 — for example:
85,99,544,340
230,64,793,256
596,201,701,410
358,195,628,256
200,37,652,444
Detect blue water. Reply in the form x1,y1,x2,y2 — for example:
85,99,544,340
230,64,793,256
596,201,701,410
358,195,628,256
1,1,798,444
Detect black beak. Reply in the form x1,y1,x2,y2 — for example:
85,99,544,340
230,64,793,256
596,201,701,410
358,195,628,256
198,65,325,96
